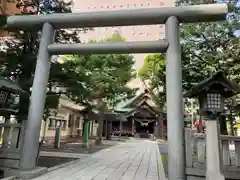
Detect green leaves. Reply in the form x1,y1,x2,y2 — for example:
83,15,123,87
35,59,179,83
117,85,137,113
138,53,166,106
0,0,84,120
139,0,240,108
178,0,240,91
61,33,136,110
63,53,136,108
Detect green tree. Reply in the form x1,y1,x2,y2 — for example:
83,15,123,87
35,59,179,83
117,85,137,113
139,1,239,134
61,32,136,144
140,1,239,100
62,32,136,107
138,54,166,106
178,0,239,134
176,0,240,90
0,0,89,121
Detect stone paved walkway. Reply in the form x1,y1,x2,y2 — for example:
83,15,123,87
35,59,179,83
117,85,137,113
32,139,166,180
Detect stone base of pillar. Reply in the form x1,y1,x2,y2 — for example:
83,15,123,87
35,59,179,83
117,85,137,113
154,124,162,139
82,142,89,148
3,166,47,179
206,171,225,180
95,138,102,145
205,120,224,180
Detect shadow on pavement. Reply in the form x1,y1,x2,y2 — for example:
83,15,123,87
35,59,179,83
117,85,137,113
37,156,78,168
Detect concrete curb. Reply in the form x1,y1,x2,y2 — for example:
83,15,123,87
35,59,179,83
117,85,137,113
47,158,83,172
0,176,16,180
156,139,167,143
156,144,168,180
39,151,89,158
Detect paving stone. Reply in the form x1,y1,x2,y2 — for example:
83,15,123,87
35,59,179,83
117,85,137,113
31,139,164,180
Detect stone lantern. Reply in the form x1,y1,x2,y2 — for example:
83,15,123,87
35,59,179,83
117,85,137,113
186,72,240,180
0,78,25,172
0,77,24,115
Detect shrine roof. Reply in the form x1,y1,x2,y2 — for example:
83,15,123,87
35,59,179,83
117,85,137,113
114,89,164,116
114,89,151,111
114,94,141,111
114,107,135,113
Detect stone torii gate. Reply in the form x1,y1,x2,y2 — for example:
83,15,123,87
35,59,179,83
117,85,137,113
6,4,228,180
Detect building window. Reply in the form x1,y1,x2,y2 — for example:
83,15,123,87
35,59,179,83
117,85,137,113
62,120,67,129
68,114,73,127
75,116,80,128
141,4,143,7
120,5,123,8
107,6,109,8
48,118,56,129
127,4,130,8
160,2,164,6
48,118,67,129
113,5,116,8
134,4,136,7
56,120,67,129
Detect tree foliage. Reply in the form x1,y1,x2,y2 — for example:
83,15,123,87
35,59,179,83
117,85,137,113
61,32,137,111
177,0,240,90
138,54,166,106
139,0,239,100
0,0,86,120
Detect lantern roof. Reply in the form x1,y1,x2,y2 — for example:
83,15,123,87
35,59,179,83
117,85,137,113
0,77,24,93
185,72,240,98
